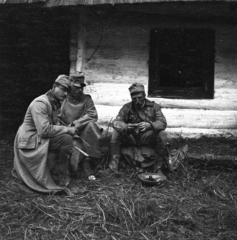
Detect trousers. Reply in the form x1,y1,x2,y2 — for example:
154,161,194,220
47,134,73,185
108,129,168,171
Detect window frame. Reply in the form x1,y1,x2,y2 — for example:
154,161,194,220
148,28,215,99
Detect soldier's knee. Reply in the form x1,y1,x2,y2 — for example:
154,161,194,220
156,130,168,147
110,129,122,143
158,130,167,139
87,121,96,128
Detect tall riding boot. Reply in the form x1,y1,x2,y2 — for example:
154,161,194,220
100,143,121,175
108,143,121,172
157,146,169,170
58,148,72,187
82,157,92,177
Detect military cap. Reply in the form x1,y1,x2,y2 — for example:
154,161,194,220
69,72,86,87
55,74,71,89
128,83,145,95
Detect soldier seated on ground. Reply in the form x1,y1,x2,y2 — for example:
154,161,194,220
58,72,102,180
102,83,168,176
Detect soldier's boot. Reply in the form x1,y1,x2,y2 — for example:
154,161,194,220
160,146,169,170
101,143,121,175
101,154,120,176
47,151,59,183
82,157,92,178
58,149,72,187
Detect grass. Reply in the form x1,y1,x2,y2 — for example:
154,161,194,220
1,135,237,240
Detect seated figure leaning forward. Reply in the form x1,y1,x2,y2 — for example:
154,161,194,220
103,83,168,176
11,75,76,195
58,72,102,179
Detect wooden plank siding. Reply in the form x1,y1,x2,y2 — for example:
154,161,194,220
69,6,237,135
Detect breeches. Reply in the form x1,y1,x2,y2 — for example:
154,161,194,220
47,134,73,174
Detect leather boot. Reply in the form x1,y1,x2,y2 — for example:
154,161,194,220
58,149,72,187
100,143,121,176
82,157,92,177
157,146,169,170
100,154,121,176
108,143,121,172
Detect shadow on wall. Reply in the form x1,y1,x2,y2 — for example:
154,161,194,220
0,5,71,136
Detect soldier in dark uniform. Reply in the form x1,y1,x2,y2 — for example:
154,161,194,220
103,83,168,175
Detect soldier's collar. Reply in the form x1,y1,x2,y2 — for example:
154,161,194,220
145,99,154,107
46,90,61,110
67,93,84,103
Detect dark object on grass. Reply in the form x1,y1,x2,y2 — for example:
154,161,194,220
137,172,167,187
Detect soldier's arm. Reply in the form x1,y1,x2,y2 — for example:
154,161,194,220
112,105,130,134
73,95,98,130
149,104,167,132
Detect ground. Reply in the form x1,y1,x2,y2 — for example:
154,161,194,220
0,133,237,240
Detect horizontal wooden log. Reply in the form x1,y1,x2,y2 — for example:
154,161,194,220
165,128,237,138
87,33,149,47
69,46,149,62
187,153,237,167
95,105,237,129
84,83,237,110
98,125,237,139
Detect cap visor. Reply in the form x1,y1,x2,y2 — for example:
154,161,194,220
73,83,86,87
131,91,144,96
59,83,69,89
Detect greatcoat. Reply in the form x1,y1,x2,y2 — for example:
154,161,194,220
59,93,101,171
13,92,70,193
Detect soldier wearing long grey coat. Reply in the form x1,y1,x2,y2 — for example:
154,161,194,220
12,75,76,195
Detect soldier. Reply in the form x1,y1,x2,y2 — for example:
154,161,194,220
12,75,76,195
103,83,168,175
59,73,101,179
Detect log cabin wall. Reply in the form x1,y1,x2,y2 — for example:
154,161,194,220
70,3,237,137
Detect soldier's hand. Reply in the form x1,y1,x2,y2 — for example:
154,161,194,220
73,121,83,130
138,122,152,132
67,127,76,136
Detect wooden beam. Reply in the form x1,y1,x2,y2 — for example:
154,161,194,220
76,9,87,73
187,153,237,168
95,105,237,129
84,83,237,111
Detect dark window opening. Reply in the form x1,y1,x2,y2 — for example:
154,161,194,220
148,28,215,99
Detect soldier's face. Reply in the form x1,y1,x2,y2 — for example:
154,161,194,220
53,84,68,101
70,85,83,99
131,92,145,109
